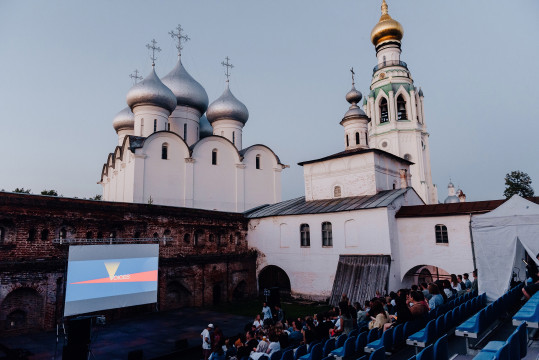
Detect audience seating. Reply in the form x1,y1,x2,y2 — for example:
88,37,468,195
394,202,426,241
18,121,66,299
322,338,335,357
406,319,436,350
348,328,359,338
354,331,368,357
433,334,448,360
334,334,347,349
366,328,379,344
298,343,322,360
513,291,539,328
329,336,355,359
472,323,527,360
416,343,433,360
294,344,307,360
364,327,392,353
281,349,294,360
269,350,282,360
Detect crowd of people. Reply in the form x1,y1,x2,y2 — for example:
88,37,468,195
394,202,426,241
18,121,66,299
200,271,478,360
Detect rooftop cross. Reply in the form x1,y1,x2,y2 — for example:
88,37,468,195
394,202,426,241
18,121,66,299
350,67,355,86
381,0,388,15
129,69,142,84
221,56,234,83
169,24,190,57
146,39,161,67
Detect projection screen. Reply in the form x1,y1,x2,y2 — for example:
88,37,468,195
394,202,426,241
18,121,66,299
64,244,159,317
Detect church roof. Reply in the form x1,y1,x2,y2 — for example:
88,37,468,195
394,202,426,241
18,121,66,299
395,197,539,218
245,188,411,218
297,148,413,166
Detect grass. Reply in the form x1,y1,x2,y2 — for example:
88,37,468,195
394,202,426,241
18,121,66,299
209,298,331,321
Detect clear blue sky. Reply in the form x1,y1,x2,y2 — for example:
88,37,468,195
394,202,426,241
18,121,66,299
0,1,538,202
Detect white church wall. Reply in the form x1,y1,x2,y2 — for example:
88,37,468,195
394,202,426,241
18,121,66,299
243,146,282,210
168,106,201,146
192,136,240,211
140,133,189,206
249,207,392,300
396,214,475,282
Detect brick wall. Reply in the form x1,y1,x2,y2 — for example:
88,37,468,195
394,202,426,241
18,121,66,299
0,192,256,334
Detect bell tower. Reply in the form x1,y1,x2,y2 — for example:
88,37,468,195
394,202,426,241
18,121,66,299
364,0,437,204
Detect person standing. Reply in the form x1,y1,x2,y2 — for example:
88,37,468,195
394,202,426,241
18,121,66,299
262,302,272,324
201,323,214,360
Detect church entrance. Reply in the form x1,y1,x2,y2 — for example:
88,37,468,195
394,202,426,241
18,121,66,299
258,265,291,299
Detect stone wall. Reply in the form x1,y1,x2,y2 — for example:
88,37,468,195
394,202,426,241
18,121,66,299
0,192,256,335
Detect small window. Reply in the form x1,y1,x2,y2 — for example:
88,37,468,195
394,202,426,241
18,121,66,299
27,228,36,242
235,232,240,244
59,228,67,240
183,123,187,139
167,123,170,131
41,229,49,241
153,119,157,132
97,231,103,239
183,233,191,244
212,149,218,165
164,229,171,239
229,234,234,244
346,135,349,147
140,122,144,136
355,132,360,145
365,134,369,146
232,131,235,145
334,186,342,198
397,95,407,120
435,224,448,244
217,234,223,246
380,98,389,123
322,222,332,247
162,143,168,160
256,155,261,170
300,224,310,247
194,231,203,246
85,231,92,239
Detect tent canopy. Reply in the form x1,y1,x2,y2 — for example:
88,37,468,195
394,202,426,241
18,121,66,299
472,195,539,301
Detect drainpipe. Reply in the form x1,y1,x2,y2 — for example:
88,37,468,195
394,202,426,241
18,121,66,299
469,213,477,270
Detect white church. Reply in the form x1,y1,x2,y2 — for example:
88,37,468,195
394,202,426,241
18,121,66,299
98,2,526,305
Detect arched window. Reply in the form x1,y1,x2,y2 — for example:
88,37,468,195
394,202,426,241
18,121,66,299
380,98,389,123
435,224,448,244
346,135,349,147
256,155,261,170
140,121,144,136
59,228,67,240
397,95,407,120
41,229,49,241
27,228,36,242
212,149,218,165
232,131,235,145
229,234,234,244
300,224,310,247
334,186,342,198
183,233,191,244
194,231,203,246
85,231,92,239
153,119,157,133
162,143,168,160
365,133,369,146
183,123,187,139
355,132,360,145
322,222,332,247
167,123,170,131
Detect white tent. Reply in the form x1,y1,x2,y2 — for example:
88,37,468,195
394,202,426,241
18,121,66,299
472,195,539,301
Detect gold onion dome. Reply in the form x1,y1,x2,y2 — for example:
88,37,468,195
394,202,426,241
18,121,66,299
370,0,404,47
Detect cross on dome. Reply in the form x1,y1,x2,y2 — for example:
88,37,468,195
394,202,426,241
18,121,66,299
129,69,142,84
221,56,234,83
146,39,161,67
169,24,190,57
350,67,355,86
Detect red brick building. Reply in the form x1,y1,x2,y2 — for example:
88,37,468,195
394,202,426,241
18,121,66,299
0,192,256,334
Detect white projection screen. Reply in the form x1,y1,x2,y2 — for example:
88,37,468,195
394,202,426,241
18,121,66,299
64,244,159,317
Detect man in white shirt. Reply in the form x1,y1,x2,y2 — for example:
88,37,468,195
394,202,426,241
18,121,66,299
201,323,213,360
262,302,272,324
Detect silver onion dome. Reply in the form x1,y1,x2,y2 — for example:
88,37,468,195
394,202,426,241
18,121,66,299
206,85,249,125
126,67,177,113
346,86,363,104
112,106,134,132
199,114,213,138
161,59,209,114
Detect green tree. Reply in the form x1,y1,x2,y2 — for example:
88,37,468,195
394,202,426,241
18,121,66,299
90,194,102,201
504,170,534,199
13,188,31,194
41,189,58,196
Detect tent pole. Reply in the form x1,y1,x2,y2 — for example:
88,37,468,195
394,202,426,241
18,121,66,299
469,213,477,271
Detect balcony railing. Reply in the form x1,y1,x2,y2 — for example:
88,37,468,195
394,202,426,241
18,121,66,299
373,60,408,73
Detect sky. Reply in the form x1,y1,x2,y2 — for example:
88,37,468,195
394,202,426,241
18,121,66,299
0,1,538,202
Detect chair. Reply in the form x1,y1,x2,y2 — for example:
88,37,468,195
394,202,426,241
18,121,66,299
335,333,348,348
433,334,448,360
322,338,335,357
367,328,379,343
294,344,307,360
298,343,323,360
416,344,434,360
494,342,510,360
354,331,368,357
517,323,527,358
407,319,436,348
369,347,385,360
392,324,404,347
281,349,294,360
435,316,445,338
269,350,282,360
365,327,392,353
349,328,359,338
443,311,452,331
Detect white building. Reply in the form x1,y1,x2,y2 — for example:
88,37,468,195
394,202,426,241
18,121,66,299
99,36,285,212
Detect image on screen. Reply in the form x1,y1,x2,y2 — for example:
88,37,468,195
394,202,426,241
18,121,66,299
64,244,159,317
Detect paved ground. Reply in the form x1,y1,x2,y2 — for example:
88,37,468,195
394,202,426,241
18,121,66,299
1,308,252,360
